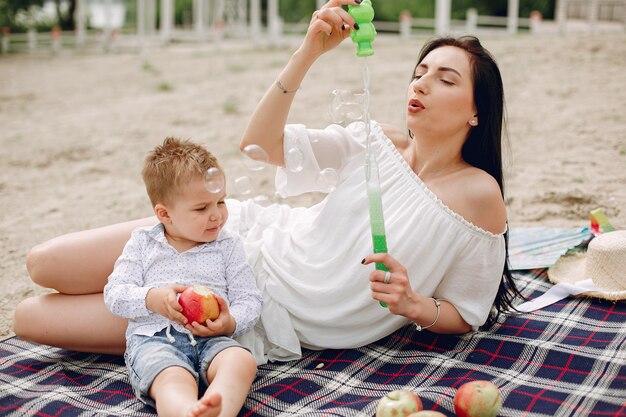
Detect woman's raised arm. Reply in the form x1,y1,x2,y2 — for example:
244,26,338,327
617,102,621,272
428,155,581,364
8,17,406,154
239,0,360,166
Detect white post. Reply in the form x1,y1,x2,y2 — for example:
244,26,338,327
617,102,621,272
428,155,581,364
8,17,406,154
466,8,477,34
529,10,542,34
27,28,37,50
137,0,146,43
400,10,411,39
555,0,567,34
75,0,86,47
268,0,281,44
1,28,9,54
103,0,113,49
193,0,205,36
212,0,224,43
51,26,61,53
250,0,261,38
205,0,212,31
160,0,173,42
588,0,598,32
507,0,519,35
435,0,451,35
237,0,247,33
146,0,157,36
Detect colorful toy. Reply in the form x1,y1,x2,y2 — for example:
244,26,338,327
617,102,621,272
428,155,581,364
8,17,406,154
589,208,616,235
348,0,376,57
349,0,386,306
366,149,390,287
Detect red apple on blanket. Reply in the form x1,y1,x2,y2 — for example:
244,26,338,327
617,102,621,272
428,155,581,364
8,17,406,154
178,285,220,323
453,380,502,417
376,390,423,417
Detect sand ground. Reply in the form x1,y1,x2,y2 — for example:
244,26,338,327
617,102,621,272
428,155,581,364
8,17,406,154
1,31,625,340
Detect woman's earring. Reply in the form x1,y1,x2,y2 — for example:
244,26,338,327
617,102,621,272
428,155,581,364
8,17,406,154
470,119,477,126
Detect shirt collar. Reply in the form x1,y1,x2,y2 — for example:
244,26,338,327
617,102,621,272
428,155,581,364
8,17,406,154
147,223,228,251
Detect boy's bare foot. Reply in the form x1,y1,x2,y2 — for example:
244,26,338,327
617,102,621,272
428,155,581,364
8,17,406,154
186,391,222,417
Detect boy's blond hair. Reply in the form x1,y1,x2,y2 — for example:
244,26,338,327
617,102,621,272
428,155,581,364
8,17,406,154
142,137,221,206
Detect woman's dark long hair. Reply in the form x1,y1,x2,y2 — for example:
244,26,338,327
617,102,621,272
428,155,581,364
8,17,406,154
414,36,524,327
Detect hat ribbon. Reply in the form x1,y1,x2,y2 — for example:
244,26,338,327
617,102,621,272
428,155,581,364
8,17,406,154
515,279,604,312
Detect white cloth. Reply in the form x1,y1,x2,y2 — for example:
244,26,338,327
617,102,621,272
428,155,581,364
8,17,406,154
227,121,506,364
104,224,262,341
515,279,626,312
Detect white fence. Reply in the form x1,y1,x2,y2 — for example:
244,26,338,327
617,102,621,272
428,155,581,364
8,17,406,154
377,10,532,37
2,0,625,55
563,0,624,21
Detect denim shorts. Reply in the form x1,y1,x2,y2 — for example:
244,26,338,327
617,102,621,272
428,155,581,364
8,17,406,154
124,327,245,407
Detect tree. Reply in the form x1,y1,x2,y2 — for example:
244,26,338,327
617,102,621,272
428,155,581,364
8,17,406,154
452,0,556,19
54,0,76,30
0,0,44,30
275,0,556,22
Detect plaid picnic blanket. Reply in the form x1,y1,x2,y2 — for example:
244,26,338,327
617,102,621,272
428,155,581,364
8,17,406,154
1,269,625,417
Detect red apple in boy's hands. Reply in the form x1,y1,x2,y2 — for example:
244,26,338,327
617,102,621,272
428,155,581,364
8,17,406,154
178,285,220,323
376,390,423,417
453,380,502,417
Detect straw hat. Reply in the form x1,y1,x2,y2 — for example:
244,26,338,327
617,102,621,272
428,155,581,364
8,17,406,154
547,230,626,301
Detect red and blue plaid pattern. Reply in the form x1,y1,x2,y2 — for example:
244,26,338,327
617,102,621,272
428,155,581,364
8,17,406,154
1,270,625,416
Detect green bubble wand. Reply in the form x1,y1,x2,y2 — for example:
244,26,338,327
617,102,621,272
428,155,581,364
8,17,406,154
348,0,388,307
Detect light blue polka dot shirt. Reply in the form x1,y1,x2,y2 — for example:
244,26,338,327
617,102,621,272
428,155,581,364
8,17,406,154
104,223,262,340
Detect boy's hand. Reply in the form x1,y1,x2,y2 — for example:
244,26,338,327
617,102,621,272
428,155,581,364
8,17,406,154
185,296,236,337
145,284,189,326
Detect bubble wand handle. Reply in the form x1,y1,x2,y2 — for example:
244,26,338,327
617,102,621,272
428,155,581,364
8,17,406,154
366,154,389,271
366,149,389,308
350,0,386,306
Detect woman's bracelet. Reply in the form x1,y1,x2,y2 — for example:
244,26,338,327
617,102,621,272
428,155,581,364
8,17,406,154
275,80,299,94
415,298,441,331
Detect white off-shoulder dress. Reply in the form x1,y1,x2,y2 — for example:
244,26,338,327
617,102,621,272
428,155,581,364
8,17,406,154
226,121,506,364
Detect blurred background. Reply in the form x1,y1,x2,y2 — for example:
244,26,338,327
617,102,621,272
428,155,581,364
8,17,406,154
1,0,624,54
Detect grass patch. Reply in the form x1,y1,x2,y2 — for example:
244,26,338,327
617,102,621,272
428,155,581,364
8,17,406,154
156,81,173,92
142,61,160,75
223,101,238,114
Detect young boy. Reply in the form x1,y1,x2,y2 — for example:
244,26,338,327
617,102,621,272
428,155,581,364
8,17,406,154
104,137,262,417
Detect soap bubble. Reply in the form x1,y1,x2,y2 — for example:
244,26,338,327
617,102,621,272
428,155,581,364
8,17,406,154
316,168,339,192
329,89,366,125
253,194,272,207
205,167,225,193
241,144,269,171
285,147,304,173
232,176,252,196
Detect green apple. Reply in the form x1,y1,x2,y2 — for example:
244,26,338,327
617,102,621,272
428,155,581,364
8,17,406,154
376,390,423,417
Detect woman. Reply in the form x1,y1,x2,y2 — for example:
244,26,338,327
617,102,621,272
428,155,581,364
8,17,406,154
14,0,519,364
